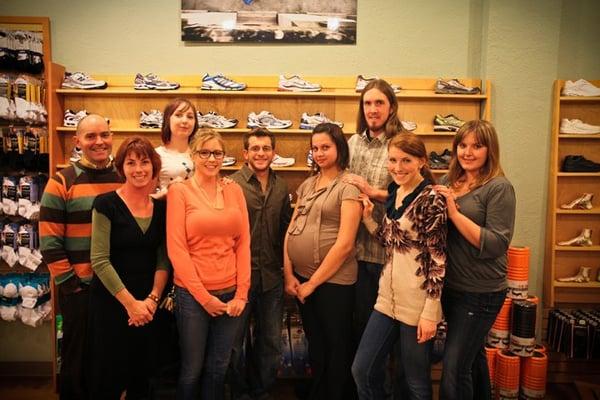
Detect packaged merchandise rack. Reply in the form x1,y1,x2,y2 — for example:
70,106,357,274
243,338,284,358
0,15,58,385
51,74,491,195
543,79,600,307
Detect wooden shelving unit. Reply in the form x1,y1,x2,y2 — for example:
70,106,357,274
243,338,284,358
51,76,491,194
544,79,600,308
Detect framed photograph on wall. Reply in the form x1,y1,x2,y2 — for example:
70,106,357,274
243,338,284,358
181,0,357,44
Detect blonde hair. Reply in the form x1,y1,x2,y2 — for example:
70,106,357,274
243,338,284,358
190,128,225,154
447,120,504,189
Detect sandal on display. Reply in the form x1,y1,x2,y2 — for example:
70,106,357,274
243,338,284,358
560,193,594,210
557,228,593,246
557,266,591,283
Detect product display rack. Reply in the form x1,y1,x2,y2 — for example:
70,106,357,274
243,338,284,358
52,75,491,195
543,79,600,307
0,15,58,385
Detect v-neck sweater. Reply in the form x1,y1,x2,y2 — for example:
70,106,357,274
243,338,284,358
166,179,251,306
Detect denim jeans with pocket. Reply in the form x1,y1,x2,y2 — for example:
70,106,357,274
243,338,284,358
175,285,241,400
440,287,506,400
352,309,433,400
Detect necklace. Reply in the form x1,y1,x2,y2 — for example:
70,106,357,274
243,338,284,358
192,175,224,209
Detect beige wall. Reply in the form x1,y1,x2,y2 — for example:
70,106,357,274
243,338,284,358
0,0,599,362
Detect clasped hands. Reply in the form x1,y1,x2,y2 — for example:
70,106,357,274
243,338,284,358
203,296,246,317
284,274,316,304
126,298,158,327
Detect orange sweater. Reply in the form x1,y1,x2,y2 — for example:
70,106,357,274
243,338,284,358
166,180,251,306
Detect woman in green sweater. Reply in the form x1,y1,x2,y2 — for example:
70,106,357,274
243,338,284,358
88,136,169,399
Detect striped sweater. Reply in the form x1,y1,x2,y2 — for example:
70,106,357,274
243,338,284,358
39,162,123,287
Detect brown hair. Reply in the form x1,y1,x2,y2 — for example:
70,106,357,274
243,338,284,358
356,79,406,138
388,133,435,184
243,127,276,150
160,98,198,145
310,123,349,174
190,128,225,154
446,120,504,189
114,136,161,179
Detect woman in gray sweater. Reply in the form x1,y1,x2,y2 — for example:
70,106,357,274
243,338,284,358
435,120,516,400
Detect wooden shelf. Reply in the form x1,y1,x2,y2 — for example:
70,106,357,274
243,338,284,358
554,281,600,288
559,134,600,139
56,86,488,100
556,207,600,214
553,245,600,252
557,172,600,177
559,96,600,102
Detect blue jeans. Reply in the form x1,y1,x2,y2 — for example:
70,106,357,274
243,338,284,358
440,287,506,400
230,273,283,398
175,286,241,400
355,261,383,340
353,310,433,400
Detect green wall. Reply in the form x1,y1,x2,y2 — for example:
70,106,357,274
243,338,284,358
1,0,599,363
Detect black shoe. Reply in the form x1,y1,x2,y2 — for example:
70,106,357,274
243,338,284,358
562,155,600,172
428,151,449,169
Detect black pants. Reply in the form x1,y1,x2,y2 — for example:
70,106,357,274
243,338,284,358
296,275,356,400
57,285,89,400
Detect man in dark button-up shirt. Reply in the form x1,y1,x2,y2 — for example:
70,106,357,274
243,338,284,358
229,127,292,400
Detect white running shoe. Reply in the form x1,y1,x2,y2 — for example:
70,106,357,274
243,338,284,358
201,73,246,91
401,120,417,131
272,154,295,167
299,112,343,130
278,75,321,92
134,73,179,90
560,118,600,134
70,146,83,163
64,109,88,127
139,110,163,128
248,111,292,129
62,72,107,89
307,150,314,167
222,156,236,166
355,75,401,93
197,111,238,129
562,79,600,97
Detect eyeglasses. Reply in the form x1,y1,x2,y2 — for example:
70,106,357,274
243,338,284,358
248,145,273,153
196,149,225,159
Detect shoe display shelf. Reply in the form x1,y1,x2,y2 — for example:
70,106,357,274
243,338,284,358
544,79,600,308
0,16,60,388
52,75,490,195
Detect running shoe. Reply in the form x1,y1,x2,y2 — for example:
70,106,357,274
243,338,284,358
435,78,480,95
560,118,600,135
299,112,343,130
197,111,238,129
307,150,314,167
272,154,295,167
248,111,292,129
134,73,180,90
139,110,163,128
401,120,417,131
428,151,449,170
70,146,83,163
200,73,246,91
562,79,600,97
278,75,321,92
222,155,236,167
62,72,107,90
355,75,401,93
64,109,88,127
433,114,465,131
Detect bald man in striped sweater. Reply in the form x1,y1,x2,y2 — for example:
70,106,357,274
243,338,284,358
40,114,122,400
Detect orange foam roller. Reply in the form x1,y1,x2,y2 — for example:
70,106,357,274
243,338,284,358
521,352,548,393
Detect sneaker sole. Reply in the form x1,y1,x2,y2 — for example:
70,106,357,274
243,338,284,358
278,86,321,92
201,83,245,91
433,125,458,131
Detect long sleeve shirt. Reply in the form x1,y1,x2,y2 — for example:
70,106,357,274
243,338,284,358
166,179,251,306
439,176,516,293
39,162,122,290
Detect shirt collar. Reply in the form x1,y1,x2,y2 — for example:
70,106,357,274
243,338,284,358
240,163,275,183
361,129,389,145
